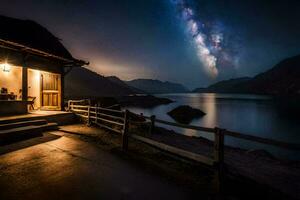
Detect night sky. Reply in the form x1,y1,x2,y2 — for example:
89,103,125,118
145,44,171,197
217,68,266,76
1,0,300,89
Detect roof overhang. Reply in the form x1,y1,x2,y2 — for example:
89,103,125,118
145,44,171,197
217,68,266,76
0,38,89,67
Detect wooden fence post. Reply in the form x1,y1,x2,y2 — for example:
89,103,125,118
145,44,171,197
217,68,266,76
95,104,98,124
67,100,71,111
214,127,225,194
149,115,156,135
87,105,91,126
122,110,129,150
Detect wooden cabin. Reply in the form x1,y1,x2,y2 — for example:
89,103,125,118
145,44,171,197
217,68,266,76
0,15,88,115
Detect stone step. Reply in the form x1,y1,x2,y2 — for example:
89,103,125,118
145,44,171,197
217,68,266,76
0,123,58,145
0,120,48,131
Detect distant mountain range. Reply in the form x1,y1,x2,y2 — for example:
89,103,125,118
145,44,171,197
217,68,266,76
65,67,137,98
194,54,300,95
65,54,300,98
193,77,251,93
106,76,144,94
241,54,300,95
65,68,189,98
125,79,190,94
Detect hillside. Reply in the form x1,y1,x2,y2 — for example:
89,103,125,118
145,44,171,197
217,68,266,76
193,77,251,93
65,67,136,98
106,76,144,94
126,79,189,94
242,55,300,95
194,54,300,95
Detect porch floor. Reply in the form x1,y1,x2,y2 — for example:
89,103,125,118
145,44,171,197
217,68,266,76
0,110,75,125
0,110,67,121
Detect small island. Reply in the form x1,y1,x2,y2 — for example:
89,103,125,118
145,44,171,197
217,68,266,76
167,105,206,124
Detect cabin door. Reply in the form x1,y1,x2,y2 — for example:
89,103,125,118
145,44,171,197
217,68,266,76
40,72,61,110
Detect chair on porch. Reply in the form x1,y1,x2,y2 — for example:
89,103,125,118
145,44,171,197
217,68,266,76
27,96,36,110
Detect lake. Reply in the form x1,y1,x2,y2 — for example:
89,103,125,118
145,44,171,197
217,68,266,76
126,93,300,160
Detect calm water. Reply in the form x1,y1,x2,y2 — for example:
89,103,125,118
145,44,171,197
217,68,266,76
126,93,300,160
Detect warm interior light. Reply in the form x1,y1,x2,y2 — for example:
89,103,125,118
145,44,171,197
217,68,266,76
2,63,11,72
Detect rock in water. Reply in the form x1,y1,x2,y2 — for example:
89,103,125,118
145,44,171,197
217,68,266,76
167,105,206,124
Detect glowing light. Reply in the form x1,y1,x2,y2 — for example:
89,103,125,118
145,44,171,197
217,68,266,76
1,63,11,72
33,70,41,82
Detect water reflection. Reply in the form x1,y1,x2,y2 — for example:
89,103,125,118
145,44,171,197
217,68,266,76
126,93,300,160
199,93,217,128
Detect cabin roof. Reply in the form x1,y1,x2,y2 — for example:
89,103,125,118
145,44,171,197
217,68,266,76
0,15,87,66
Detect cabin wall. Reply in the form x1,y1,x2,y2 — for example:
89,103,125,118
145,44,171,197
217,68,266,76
0,101,27,115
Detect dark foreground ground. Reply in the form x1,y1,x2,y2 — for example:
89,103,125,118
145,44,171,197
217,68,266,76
144,126,300,200
0,130,196,200
0,124,297,200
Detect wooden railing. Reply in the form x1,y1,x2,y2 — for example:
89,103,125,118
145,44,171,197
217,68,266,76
143,115,300,151
68,100,130,150
68,100,225,166
68,99,300,190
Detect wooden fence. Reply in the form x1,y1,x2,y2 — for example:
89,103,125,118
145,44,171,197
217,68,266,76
68,99,300,190
68,100,130,150
68,100,225,165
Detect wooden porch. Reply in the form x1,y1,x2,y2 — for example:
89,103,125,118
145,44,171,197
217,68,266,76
0,110,76,126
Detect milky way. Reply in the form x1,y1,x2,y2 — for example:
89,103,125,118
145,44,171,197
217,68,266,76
171,0,238,79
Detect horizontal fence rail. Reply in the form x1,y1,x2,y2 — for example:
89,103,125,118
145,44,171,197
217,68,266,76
131,134,215,166
144,115,300,151
68,100,126,135
146,116,215,133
